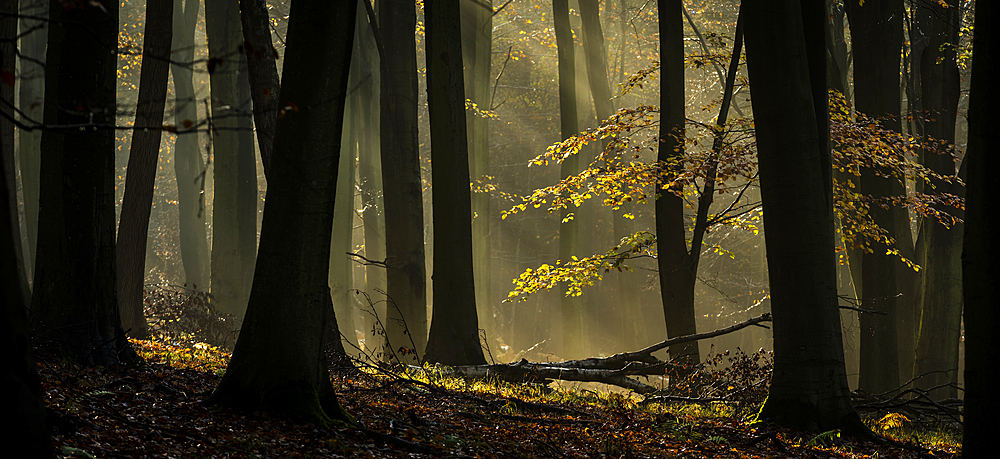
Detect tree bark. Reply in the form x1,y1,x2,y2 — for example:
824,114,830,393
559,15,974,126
656,0,699,364
15,0,47,284
423,0,486,366
117,0,174,339
912,0,962,400
0,0,29,304
209,0,358,425
206,0,247,317
962,1,998,454
237,0,280,178
552,0,584,358
33,0,136,366
1,110,52,455
171,0,210,292
378,0,428,363
844,0,902,396
461,0,494,350
744,0,869,436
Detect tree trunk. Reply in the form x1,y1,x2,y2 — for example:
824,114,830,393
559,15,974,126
378,0,428,363
209,0,358,425
15,0,47,284
912,0,962,400
237,0,280,178
171,0,210,292
0,0,29,304
117,0,174,339
656,0,699,364
962,1,998,454
461,0,494,348
235,52,258,300
423,0,486,366
844,0,902,395
33,0,136,366
745,0,869,436
206,0,247,317
1,115,52,455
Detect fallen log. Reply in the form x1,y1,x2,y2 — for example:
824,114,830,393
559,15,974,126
417,313,772,394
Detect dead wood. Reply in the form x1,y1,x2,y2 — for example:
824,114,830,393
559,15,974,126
418,313,772,394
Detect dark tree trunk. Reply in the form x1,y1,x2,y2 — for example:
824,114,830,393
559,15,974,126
423,0,486,366
16,0,47,283
206,0,247,317
912,0,962,400
655,0,699,364
745,0,869,436
552,0,583,358
378,0,428,363
962,1,999,454
117,0,174,339
461,0,494,347
171,0,210,292
238,0,280,178
1,113,52,456
33,0,136,366
844,0,902,395
209,0,358,425
0,0,29,304
235,52,258,299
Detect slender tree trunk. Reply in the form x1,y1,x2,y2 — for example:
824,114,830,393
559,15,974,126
656,0,699,364
913,0,962,400
845,0,902,395
15,0,46,284
235,53,258,298
745,0,869,436
237,0,279,177
206,0,247,317
33,0,136,366
117,0,174,339
378,0,428,363
461,0,494,348
553,0,583,358
0,0,29,304
423,0,486,366
962,2,998,454
209,0,358,425
1,108,52,455
171,0,210,292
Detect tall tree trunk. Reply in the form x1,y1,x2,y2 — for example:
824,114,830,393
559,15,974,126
962,1,998,454
745,0,869,436
209,0,358,425
461,0,494,349
235,53,258,299
552,0,583,358
844,0,902,395
15,0,46,284
171,0,210,292
206,0,247,317
656,0,699,364
0,0,29,304
237,0,280,178
33,0,136,365
378,0,428,363
423,0,486,366
912,0,962,400
117,0,174,339
1,107,52,455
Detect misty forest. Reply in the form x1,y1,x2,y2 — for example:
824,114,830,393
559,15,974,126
1,0,994,457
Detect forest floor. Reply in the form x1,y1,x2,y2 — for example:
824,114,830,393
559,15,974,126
37,337,962,459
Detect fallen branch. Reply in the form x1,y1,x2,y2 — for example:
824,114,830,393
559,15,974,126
420,313,773,394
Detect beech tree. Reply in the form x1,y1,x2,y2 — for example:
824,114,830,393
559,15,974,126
209,0,357,423
744,0,868,435
423,0,487,365
32,0,136,365
117,0,174,338
962,0,998,454
379,0,428,362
